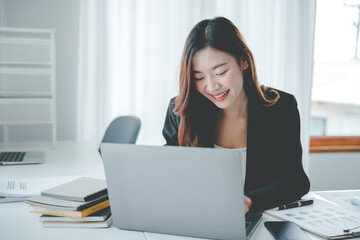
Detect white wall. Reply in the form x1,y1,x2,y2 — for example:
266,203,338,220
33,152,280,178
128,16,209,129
2,0,80,141
0,0,5,26
309,152,360,191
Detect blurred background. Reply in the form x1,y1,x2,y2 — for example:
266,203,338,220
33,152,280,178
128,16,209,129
0,0,359,190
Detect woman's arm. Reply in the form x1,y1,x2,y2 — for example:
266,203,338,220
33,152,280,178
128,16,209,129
162,98,180,146
245,96,310,211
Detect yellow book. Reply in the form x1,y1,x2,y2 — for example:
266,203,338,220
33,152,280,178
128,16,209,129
30,200,110,218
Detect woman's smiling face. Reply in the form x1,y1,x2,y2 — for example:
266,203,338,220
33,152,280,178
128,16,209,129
192,46,248,110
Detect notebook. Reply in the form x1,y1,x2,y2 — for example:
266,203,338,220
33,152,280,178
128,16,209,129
29,200,110,218
26,194,109,210
100,143,262,240
41,177,107,202
41,216,112,228
0,151,45,165
39,207,111,222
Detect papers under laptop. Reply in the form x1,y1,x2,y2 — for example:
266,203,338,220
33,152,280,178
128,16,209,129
101,143,262,240
0,151,45,165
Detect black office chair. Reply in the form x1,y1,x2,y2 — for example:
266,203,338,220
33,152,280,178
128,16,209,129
99,115,141,155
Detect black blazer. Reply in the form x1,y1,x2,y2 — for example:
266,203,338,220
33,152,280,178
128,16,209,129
162,90,310,211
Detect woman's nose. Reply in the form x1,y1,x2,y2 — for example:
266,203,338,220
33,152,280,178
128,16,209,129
205,77,220,92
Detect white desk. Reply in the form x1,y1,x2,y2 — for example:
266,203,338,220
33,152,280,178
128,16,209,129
0,141,355,240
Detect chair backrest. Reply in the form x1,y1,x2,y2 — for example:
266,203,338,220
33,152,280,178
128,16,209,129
99,116,141,154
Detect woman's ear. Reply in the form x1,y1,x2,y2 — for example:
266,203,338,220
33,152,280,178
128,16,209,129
241,60,249,71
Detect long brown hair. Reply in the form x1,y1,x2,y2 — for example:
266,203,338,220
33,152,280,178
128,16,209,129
174,17,279,147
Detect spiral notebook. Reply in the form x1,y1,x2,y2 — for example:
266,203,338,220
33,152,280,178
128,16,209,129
26,194,109,210
39,207,111,222
29,200,110,218
41,177,107,202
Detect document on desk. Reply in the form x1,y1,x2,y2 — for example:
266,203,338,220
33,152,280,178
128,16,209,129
0,176,80,202
265,199,360,239
313,190,360,211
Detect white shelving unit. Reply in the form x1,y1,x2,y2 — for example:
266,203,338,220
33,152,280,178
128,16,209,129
0,27,56,146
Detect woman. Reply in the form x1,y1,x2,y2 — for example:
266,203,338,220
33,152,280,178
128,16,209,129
162,17,310,212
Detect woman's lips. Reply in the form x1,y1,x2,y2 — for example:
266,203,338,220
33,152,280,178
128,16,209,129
210,89,230,101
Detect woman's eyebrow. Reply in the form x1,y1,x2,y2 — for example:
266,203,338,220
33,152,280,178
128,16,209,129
193,62,227,73
212,62,227,70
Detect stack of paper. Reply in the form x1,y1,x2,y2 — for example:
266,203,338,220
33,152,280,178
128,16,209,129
0,176,80,203
25,177,111,228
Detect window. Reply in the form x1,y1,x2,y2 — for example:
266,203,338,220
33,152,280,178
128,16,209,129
310,0,360,152
310,117,326,136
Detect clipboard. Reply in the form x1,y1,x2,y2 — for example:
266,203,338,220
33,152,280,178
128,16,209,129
264,199,360,239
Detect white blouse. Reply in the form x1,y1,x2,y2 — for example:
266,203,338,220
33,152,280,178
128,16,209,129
214,144,247,185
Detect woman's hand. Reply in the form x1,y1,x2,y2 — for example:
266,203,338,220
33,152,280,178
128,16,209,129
244,195,253,213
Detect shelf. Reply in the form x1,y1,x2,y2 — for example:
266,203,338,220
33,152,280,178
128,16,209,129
0,27,53,35
0,120,53,125
0,61,51,66
0,43,52,64
0,98,52,104
0,92,52,98
0,68,51,74
0,38,51,45
0,27,56,145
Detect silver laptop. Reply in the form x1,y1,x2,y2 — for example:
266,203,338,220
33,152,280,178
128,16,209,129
0,151,45,165
101,143,262,240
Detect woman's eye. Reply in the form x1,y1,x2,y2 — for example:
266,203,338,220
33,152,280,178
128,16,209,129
193,76,204,81
216,69,228,76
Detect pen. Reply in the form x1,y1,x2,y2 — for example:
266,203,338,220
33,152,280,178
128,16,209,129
274,199,314,211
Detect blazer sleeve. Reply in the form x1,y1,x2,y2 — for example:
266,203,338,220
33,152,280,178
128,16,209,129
162,98,180,146
245,97,310,211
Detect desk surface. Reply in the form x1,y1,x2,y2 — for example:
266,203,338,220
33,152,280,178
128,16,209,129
0,141,357,240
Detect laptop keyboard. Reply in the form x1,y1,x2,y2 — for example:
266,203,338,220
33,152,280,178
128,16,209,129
0,152,25,162
245,212,263,238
